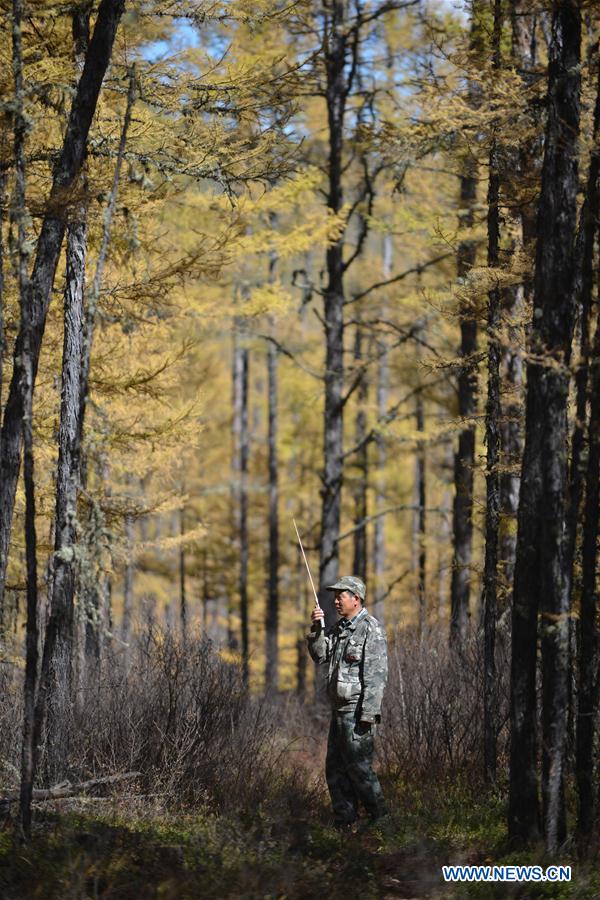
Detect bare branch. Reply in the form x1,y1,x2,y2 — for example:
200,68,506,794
336,503,448,544
253,332,323,381
346,252,454,305
342,371,454,460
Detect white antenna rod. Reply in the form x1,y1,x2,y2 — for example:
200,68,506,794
293,518,322,613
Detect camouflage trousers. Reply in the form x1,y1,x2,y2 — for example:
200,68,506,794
326,710,387,825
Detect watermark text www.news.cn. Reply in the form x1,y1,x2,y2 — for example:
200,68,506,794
442,865,571,883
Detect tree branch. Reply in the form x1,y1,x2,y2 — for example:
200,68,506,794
346,252,454,305
254,332,323,381
335,503,448,544
342,371,454,461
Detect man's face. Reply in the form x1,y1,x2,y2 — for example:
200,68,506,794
334,589,361,619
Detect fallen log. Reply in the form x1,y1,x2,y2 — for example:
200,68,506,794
1,771,141,806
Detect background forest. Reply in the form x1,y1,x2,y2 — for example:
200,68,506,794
1,0,600,896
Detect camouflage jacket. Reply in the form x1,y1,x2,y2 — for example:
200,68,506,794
307,607,388,722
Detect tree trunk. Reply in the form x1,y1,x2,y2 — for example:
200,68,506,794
232,331,250,684
482,0,502,787
121,511,134,648
0,172,5,464
0,171,5,636
509,0,581,851
296,536,308,701
82,458,111,663
413,323,426,639
449,9,481,644
499,1,538,603
437,434,453,619
372,234,391,624
265,240,279,692
179,505,187,641
229,330,242,653
12,0,38,839
239,348,249,684
265,339,279,691
318,0,347,626
201,547,208,634
39,211,87,769
352,323,367,582
38,5,96,750
565,55,600,767
0,0,125,611
498,290,523,600
576,308,600,844
449,211,477,643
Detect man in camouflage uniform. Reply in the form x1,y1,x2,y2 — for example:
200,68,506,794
307,575,388,829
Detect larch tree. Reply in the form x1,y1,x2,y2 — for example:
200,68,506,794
286,0,423,629
12,0,38,839
482,0,502,788
574,43,600,848
509,0,581,852
449,3,484,646
0,0,126,620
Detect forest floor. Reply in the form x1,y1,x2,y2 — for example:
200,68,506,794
1,773,598,899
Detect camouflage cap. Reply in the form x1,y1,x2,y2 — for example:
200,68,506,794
326,575,366,600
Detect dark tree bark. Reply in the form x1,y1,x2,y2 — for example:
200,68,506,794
449,10,482,645
121,510,134,647
201,546,208,634
372,235,391,624
352,323,367,582
35,63,134,766
82,458,109,662
318,0,348,625
0,0,126,611
314,0,398,623
239,349,249,684
229,330,242,653
40,212,87,765
40,5,91,716
12,0,38,839
265,242,280,692
121,506,133,644
265,340,279,691
0,167,5,637
449,200,477,643
498,293,523,601
0,172,5,462
576,308,600,844
482,0,503,787
565,58,600,586
413,322,426,639
18,247,38,838
509,0,581,851
565,55,600,765
179,505,187,641
231,326,250,684
436,434,453,618
499,1,539,602
296,530,308,700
